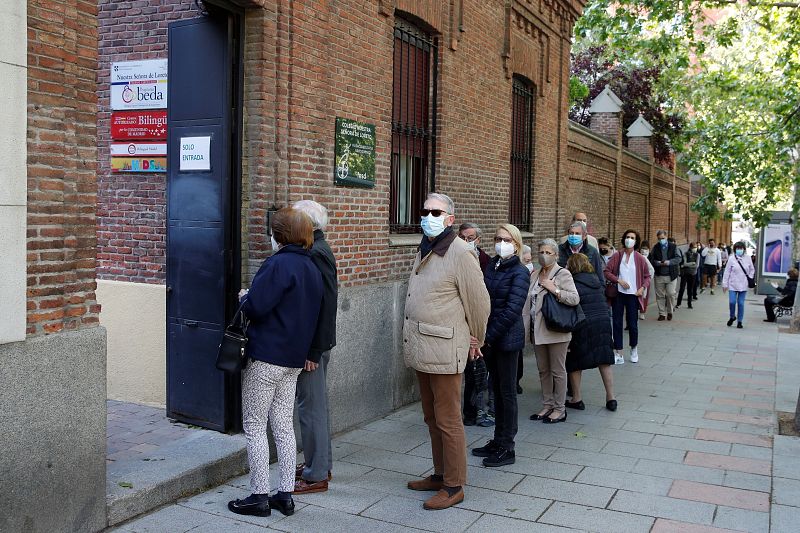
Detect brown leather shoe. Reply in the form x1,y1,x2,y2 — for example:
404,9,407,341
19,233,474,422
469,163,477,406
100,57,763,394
657,315,666,321
407,476,444,492
423,488,464,510
667,313,673,321
293,478,328,494
295,463,332,481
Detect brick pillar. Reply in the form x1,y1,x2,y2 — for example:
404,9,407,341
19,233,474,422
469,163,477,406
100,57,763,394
590,112,622,145
628,136,653,160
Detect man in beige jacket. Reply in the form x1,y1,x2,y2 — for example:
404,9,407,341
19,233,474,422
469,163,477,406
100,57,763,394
403,193,490,511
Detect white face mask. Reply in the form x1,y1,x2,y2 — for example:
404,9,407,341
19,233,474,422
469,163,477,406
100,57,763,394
466,240,477,251
526,263,535,273
640,249,649,258
624,238,636,249
495,241,515,259
271,235,280,250
421,214,446,238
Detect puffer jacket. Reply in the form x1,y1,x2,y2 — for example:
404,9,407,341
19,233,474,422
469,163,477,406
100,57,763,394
484,255,531,351
403,231,491,374
567,272,614,372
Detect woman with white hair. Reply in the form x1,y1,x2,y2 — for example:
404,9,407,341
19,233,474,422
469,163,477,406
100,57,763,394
524,238,580,424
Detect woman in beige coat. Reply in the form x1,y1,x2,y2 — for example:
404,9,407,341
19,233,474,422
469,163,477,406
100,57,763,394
524,238,580,424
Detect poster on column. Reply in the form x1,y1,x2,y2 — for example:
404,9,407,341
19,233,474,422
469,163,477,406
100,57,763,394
111,59,168,110
762,224,793,276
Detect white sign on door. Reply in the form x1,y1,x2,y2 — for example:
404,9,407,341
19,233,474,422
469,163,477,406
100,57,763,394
179,136,212,171
111,59,168,110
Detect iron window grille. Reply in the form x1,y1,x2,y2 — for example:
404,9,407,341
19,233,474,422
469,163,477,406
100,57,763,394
390,19,439,233
510,76,535,232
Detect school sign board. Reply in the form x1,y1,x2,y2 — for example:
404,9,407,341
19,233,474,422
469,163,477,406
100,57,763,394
111,111,167,140
334,117,376,188
111,59,168,110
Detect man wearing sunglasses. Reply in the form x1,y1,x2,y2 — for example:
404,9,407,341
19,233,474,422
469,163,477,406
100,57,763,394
403,193,490,511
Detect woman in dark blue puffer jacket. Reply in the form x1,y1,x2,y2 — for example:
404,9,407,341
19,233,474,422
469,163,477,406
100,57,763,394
470,223,531,468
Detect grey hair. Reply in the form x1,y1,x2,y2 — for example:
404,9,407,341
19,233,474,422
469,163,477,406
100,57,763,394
292,200,329,230
537,238,559,254
426,192,455,214
656,229,667,237
568,221,587,234
459,222,482,238
522,245,532,254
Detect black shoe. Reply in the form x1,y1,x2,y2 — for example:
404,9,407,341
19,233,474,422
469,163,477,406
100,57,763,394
471,439,500,457
764,319,776,322
268,495,295,516
565,400,585,410
727,318,735,327
516,384,523,394
667,313,673,321
688,305,693,309
737,322,743,329
463,417,477,426
543,411,567,424
228,494,271,517
606,400,618,412
530,409,553,421
483,447,515,467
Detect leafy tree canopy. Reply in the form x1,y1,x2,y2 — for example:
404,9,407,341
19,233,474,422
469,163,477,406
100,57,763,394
574,1,800,229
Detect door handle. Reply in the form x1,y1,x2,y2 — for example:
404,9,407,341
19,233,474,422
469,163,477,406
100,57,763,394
185,320,199,327
167,286,173,294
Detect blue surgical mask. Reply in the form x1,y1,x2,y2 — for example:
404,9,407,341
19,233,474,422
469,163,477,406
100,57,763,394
567,235,583,246
420,214,446,238
735,249,744,257
659,238,668,246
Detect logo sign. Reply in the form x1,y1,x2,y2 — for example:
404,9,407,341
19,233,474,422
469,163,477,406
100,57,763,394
179,136,211,172
334,117,376,188
110,142,167,157
111,157,167,173
111,111,167,140
111,59,168,110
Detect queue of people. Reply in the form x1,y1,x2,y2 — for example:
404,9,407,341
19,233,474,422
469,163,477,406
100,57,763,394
226,195,784,517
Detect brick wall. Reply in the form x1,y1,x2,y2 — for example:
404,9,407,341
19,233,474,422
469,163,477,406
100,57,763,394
27,0,100,335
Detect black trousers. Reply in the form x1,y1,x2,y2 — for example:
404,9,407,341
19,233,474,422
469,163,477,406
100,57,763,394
677,272,696,307
764,296,784,322
485,346,519,450
463,360,478,420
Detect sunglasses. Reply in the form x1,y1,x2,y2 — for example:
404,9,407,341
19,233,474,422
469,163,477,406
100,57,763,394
494,237,513,243
420,208,449,217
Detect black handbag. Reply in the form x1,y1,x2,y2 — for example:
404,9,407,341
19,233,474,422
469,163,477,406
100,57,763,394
541,268,586,332
735,258,756,289
215,301,249,373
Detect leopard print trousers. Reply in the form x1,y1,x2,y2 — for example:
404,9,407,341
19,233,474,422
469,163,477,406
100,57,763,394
242,360,302,494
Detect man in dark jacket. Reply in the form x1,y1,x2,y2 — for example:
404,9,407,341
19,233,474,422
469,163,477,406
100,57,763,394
458,222,490,272
764,268,798,322
557,221,605,285
292,200,338,495
676,242,699,309
649,229,682,321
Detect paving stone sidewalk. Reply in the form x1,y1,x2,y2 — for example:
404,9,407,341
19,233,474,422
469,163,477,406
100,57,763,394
110,289,800,532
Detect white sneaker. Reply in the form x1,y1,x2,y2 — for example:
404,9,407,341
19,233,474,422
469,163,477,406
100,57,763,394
639,313,645,320
614,351,625,365
630,347,639,363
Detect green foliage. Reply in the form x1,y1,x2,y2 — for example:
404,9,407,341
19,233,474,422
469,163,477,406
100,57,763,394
575,1,800,229
569,76,590,107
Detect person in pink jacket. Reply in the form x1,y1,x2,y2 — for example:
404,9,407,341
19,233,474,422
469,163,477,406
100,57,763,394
722,241,756,329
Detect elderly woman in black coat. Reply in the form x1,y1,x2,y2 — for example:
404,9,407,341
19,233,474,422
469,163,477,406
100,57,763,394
471,223,531,468
564,253,617,412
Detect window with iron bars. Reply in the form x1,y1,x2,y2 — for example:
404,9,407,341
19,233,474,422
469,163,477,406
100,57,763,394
510,76,535,232
390,19,439,233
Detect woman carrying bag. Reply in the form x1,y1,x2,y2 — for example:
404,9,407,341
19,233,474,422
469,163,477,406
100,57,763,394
524,238,580,424
722,241,756,329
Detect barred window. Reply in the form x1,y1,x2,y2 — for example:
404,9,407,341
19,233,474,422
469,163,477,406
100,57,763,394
510,76,535,231
390,19,439,233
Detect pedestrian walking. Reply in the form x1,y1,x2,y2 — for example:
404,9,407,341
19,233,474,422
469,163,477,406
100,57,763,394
471,224,530,468
649,229,681,321
229,208,323,518
701,239,722,294
604,230,651,363
404,193,490,511
637,241,656,320
291,200,338,496
564,253,617,412
676,242,699,309
722,241,756,329
764,268,798,322
694,241,705,300
557,221,605,285
525,239,580,424
718,242,729,284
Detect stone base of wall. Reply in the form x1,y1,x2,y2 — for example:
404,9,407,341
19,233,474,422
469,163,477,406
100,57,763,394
0,328,107,533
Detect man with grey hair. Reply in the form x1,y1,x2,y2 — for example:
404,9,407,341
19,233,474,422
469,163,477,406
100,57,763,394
559,212,599,250
648,229,681,321
458,222,490,272
291,200,338,495
404,193,490,510
557,221,605,285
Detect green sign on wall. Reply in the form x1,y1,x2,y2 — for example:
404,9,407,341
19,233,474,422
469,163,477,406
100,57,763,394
334,117,376,188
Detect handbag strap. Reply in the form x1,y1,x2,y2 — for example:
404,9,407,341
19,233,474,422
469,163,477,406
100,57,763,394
735,257,750,278
228,299,249,332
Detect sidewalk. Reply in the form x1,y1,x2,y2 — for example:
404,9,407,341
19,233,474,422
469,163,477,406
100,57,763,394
109,289,800,532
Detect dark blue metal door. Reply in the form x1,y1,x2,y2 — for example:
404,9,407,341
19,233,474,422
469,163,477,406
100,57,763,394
166,8,242,432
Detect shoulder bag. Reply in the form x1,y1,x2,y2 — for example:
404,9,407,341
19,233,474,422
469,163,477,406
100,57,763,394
604,253,619,299
215,301,249,373
541,268,586,333
735,258,756,289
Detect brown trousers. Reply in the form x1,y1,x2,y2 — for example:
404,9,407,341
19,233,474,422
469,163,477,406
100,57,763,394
416,371,467,487
534,341,570,413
